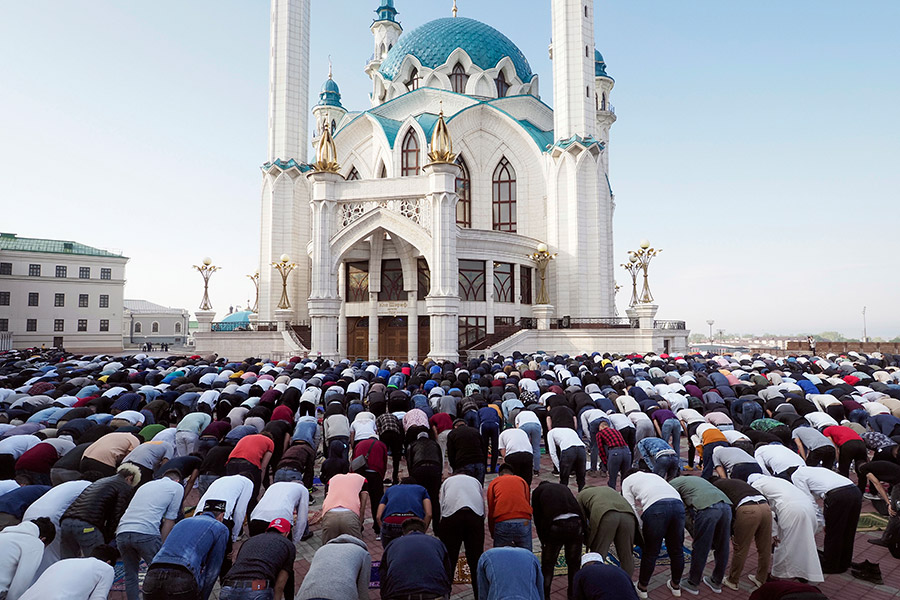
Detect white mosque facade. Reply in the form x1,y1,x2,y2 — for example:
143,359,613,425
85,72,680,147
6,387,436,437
204,0,690,361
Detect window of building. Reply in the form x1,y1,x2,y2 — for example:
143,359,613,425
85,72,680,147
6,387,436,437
28,292,39,307
405,68,420,91
100,319,109,332
100,268,111,280
417,259,430,301
54,293,65,307
345,262,369,303
28,264,41,277
347,167,361,180
459,316,487,347
601,93,607,110
54,319,64,332
175,322,182,334
151,322,159,333
379,259,405,301
451,63,469,94
458,260,486,301
79,267,90,279
99,295,109,308
493,262,515,303
78,319,88,332
79,294,89,308
520,266,533,305
55,265,67,278
401,129,420,176
134,322,142,334
0,319,7,332
378,163,387,178
492,157,517,232
455,156,471,228
495,71,510,98
0,292,8,306
0,263,11,275
26,319,37,332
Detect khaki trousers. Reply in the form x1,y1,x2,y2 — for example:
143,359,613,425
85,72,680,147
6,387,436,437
729,502,772,583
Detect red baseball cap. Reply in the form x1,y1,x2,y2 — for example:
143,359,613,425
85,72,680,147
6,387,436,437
268,518,291,534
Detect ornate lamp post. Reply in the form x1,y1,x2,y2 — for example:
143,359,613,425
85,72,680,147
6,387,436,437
621,253,641,307
192,257,219,311
527,243,557,305
247,270,260,313
629,239,662,304
272,254,297,310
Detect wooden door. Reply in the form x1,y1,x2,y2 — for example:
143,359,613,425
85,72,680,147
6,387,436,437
347,317,368,360
379,316,408,360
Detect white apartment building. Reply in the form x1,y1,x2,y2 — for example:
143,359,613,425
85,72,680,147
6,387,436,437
123,299,190,348
0,233,128,352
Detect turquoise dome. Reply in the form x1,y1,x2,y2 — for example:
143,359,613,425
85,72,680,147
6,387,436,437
380,17,533,84
318,77,343,107
220,310,252,324
594,49,612,79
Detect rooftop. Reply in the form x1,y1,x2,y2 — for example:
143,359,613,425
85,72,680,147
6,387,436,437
0,232,125,259
124,299,187,315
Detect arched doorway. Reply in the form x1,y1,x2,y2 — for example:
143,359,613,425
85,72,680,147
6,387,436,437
347,317,368,360
379,316,408,359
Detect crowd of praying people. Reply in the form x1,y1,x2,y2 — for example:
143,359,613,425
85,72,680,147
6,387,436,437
0,347,899,600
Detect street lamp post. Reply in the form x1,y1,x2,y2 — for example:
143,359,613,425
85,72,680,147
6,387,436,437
247,271,260,313
707,319,715,343
527,243,557,305
629,240,662,304
621,254,641,307
192,257,219,311
272,255,297,310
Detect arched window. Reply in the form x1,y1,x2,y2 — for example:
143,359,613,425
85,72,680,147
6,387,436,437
451,63,468,94
134,322,142,334
174,322,182,334
331,119,337,134
406,68,419,91
378,162,388,178
401,129,420,176
455,156,471,228
347,167,361,180
585,4,589,17
601,93,607,110
495,71,510,98
492,157,516,232
380,43,386,58
151,322,159,334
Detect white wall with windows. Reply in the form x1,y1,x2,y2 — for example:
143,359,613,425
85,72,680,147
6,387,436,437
122,299,190,347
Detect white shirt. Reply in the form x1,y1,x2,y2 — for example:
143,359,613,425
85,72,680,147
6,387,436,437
18,557,114,600
116,477,184,537
114,410,145,426
498,428,532,455
515,411,541,427
677,408,705,425
864,402,890,417
791,466,854,504
250,482,309,544
755,444,805,476
439,474,485,517
0,481,20,497
580,409,607,433
0,436,41,459
606,413,634,431
23,480,92,526
615,396,641,414
350,420,377,441
722,430,750,444
804,412,838,429
196,475,254,542
622,472,682,525
0,521,45,600
546,428,585,469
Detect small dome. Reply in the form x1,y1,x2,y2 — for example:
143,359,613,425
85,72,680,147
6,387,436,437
594,49,613,80
220,310,252,324
380,17,533,84
317,76,343,108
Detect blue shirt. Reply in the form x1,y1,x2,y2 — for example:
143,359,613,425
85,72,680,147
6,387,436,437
0,486,51,519
151,513,229,600
379,484,429,518
477,547,543,600
478,407,501,426
635,437,675,466
572,562,639,600
380,532,451,598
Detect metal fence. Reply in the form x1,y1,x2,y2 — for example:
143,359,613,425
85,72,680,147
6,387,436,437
555,317,638,329
0,332,11,352
654,320,686,330
210,321,281,332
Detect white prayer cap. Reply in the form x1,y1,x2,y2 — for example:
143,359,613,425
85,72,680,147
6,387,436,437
581,552,605,567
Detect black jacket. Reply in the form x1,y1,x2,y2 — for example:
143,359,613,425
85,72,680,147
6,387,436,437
61,473,134,542
531,481,582,540
446,426,483,469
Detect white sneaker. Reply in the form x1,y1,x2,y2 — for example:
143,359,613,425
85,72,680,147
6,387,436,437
723,578,740,591
634,581,648,599
748,574,762,589
667,579,682,597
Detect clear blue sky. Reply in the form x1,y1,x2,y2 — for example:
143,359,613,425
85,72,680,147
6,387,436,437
1,1,898,339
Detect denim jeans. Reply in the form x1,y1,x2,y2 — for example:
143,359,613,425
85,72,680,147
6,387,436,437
660,419,682,457
559,446,587,491
493,518,533,550
519,422,543,472
740,402,762,428
701,441,729,480
587,419,603,471
59,517,104,559
606,446,631,490
219,585,274,600
116,531,162,600
653,454,681,480
687,501,731,586
142,567,200,600
455,462,486,486
197,474,219,497
639,499,685,587
274,467,304,483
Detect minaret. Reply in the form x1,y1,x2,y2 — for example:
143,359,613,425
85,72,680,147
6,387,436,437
550,0,596,141
312,64,348,148
366,1,402,76
268,0,311,163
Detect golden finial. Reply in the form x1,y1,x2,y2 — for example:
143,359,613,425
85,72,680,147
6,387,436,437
427,104,456,165
314,116,341,174
328,56,333,79
452,0,458,17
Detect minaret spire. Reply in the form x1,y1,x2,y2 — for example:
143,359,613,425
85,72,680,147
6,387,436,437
452,0,458,17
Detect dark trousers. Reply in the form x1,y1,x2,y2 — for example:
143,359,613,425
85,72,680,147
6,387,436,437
620,427,636,456
639,499,685,587
701,442,729,480
559,446,586,491
837,439,868,481
605,446,631,490
687,502,731,586
822,484,862,572
362,469,384,534
540,516,583,600
504,452,534,486
731,462,763,482
0,454,15,480
143,566,200,600
805,446,836,470
409,462,442,526
226,458,262,514
380,431,403,484
481,423,500,472
438,508,484,599
79,457,117,478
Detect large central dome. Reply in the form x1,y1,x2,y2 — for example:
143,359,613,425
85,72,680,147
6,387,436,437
379,17,534,83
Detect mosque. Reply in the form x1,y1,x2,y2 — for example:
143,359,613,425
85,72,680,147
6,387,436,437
194,0,689,361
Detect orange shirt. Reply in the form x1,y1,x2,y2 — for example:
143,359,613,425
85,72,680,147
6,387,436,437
227,434,274,468
487,474,532,530
82,432,139,467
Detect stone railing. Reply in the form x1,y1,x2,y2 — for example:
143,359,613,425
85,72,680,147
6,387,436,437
338,197,431,233
654,320,687,330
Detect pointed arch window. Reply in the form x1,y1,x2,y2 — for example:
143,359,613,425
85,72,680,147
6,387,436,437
378,163,388,178
492,157,516,232
495,71,510,98
455,156,471,228
406,68,420,91
451,63,468,94
601,93,607,111
401,129,420,176
331,119,337,133
347,167,361,180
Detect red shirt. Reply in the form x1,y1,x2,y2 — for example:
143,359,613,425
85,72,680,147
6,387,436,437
429,413,453,434
15,443,58,473
227,434,275,468
823,425,862,446
271,405,294,424
352,438,388,478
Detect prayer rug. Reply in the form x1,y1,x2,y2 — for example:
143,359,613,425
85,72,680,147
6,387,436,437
858,512,888,532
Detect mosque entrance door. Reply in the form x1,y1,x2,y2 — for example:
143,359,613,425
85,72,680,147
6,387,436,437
379,316,408,359
347,317,368,360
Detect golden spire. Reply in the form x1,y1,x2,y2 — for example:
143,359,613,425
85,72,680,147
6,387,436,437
427,103,456,165
314,116,341,174
328,56,333,79
452,0,458,17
